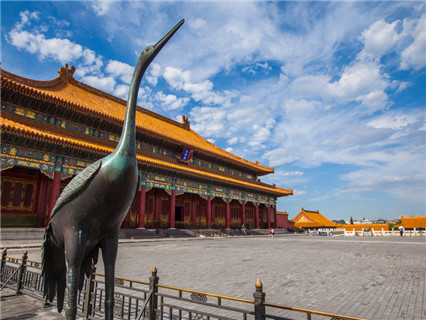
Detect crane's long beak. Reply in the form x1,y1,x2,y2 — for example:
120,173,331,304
151,19,184,60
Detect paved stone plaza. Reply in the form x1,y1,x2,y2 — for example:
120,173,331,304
3,235,426,319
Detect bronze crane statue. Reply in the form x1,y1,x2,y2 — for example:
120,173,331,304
41,19,184,320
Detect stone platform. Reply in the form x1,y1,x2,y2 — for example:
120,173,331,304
1,235,425,319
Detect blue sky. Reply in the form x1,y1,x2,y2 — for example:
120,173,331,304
1,1,425,221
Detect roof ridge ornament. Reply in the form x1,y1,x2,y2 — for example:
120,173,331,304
58,63,76,83
182,115,190,130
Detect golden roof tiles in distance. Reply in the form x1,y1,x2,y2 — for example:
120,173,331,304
293,208,341,228
1,67,274,175
400,216,426,229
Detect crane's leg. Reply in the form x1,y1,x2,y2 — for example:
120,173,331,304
101,234,119,320
64,232,87,320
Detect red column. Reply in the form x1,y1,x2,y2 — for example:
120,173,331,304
267,205,271,229
211,200,216,225
169,190,176,229
273,205,278,228
207,196,212,228
36,177,47,227
226,198,231,229
255,202,259,229
48,172,61,222
155,189,161,224
138,186,146,228
191,194,197,225
241,201,246,226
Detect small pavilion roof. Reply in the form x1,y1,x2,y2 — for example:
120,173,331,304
292,208,341,228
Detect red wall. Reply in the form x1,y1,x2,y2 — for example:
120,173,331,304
276,213,294,229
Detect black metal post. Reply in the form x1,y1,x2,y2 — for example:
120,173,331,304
149,267,159,320
83,261,96,319
253,278,265,320
1,248,7,279
16,250,27,295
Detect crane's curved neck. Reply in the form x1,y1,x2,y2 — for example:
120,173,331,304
114,19,184,158
114,53,149,158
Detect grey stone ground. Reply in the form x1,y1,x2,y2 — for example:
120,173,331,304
1,235,425,319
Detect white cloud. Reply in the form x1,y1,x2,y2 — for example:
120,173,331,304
357,14,426,71
163,66,237,107
367,111,421,130
106,60,133,84
248,124,271,149
81,75,116,93
400,14,426,71
190,106,227,137
146,63,161,86
293,190,307,196
290,60,391,113
227,137,238,145
15,10,39,30
7,11,105,75
114,84,129,100
341,153,426,203
91,0,114,16
8,30,83,63
189,17,207,29
282,171,304,177
155,92,189,110
358,19,402,59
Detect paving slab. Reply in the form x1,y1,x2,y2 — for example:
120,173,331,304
0,287,62,319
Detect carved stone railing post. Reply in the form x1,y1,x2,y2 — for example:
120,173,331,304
149,267,159,320
253,278,265,320
83,261,96,319
1,248,7,279
16,250,27,295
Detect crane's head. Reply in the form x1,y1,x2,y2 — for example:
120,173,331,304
138,19,184,71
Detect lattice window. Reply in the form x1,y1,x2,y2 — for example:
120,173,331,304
1,178,36,211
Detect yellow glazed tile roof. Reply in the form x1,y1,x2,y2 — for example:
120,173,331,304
292,208,341,228
1,67,274,174
1,116,292,196
400,216,426,229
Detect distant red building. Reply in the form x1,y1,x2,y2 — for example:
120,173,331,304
275,211,294,229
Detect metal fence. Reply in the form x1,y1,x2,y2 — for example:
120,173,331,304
1,248,367,320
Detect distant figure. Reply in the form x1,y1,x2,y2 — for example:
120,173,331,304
241,224,246,235
268,228,274,238
398,225,404,236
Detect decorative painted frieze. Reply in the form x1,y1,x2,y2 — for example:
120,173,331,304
1,143,276,205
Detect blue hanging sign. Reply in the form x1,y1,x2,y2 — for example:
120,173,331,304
180,148,192,162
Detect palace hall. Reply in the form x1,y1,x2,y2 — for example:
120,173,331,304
1,65,293,229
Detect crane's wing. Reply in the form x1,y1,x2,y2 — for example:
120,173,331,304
50,159,102,219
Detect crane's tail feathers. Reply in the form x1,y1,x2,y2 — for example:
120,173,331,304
42,224,66,312
42,224,56,303
56,279,66,313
